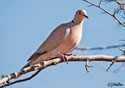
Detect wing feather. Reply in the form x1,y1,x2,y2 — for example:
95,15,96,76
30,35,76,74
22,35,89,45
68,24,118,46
28,24,70,61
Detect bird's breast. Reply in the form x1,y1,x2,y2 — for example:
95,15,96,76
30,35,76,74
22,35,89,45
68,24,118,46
57,24,82,54
68,25,82,47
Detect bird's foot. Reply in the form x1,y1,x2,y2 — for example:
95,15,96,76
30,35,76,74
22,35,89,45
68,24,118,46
57,54,69,64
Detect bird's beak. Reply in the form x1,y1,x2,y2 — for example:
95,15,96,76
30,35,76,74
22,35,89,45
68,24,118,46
84,15,89,19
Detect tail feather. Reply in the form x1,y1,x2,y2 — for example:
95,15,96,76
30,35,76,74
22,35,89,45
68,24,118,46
21,63,30,69
15,51,55,79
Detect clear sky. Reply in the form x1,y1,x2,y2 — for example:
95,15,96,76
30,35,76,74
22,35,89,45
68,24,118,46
0,0,125,88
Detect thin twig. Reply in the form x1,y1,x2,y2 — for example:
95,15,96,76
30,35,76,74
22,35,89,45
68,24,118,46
75,44,125,51
114,0,125,6
85,59,93,72
118,47,125,55
83,0,125,27
99,0,102,7
106,60,116,71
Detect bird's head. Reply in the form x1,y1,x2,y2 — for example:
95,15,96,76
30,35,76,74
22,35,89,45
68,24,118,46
73,10,88,23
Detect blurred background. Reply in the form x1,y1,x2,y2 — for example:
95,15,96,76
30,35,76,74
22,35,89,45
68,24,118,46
0,0,125,88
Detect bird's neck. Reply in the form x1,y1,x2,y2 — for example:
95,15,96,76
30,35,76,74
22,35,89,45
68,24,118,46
73,17,85,24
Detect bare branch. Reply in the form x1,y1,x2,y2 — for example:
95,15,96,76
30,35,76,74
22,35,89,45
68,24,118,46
0,69,42,88
114,0,125,6
0,55,125,87
118,47,125,55
76,44,125,51
83,0,125,27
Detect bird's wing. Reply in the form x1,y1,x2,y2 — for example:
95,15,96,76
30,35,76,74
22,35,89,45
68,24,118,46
28,24,70,61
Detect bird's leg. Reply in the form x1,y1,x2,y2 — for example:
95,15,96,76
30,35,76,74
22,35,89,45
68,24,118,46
61,54,68,64
85,59,93,73
57,54,68,64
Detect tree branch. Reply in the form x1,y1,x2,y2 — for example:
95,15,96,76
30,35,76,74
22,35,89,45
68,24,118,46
76,43,125,51
83,0,125,27
114,0,125,6
0,69,42,88
0,55,125,87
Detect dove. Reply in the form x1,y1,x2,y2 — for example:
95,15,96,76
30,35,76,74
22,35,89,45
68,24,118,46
22,9,88,68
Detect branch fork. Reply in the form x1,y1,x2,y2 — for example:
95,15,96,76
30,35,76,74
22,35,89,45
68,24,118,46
83,0,125,27
85,59,93,72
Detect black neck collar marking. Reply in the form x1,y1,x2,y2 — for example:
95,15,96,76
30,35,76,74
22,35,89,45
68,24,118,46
72,20,75,23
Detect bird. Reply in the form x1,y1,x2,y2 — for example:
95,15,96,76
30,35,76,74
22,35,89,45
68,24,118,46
22,9,88,69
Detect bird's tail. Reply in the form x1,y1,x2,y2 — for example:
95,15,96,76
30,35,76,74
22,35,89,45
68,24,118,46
21,62,30,69
15,51,56,79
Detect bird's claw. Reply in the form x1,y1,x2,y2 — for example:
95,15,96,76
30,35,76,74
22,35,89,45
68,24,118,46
57,53,75,64
61,54,68,64
57,54,69,64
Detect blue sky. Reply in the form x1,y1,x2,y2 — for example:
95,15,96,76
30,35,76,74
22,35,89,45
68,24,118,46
0,0,125,88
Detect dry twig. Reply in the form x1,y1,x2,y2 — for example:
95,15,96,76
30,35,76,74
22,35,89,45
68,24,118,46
83,0,125,27
85,59,93,72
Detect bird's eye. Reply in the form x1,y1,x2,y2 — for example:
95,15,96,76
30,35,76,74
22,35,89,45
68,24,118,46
79,12,81,15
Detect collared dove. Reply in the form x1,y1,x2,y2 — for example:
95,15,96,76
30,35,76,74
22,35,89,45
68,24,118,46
22,9,88,68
